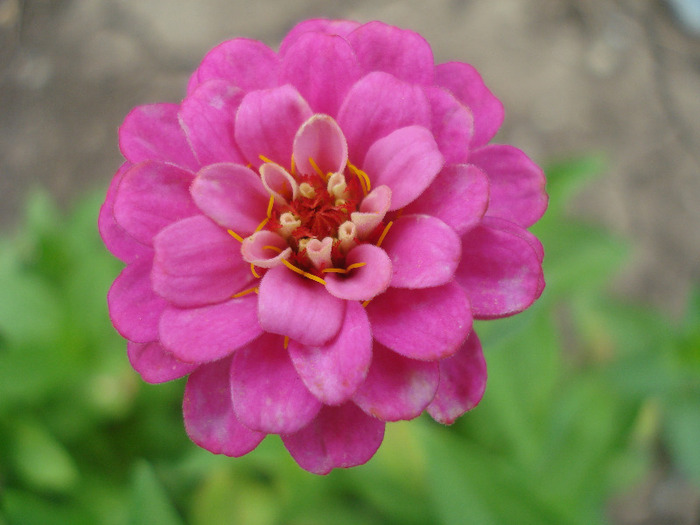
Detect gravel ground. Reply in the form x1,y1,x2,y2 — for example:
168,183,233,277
1,0,699,522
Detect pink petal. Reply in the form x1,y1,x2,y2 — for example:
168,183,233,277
279,19,361,55
324,244,392,301
427,331,486,424
489,216,544,263
191,163,270,235
381,214,461,289
152,215,253,307
113,161,199,246
337,72,431,165
183,358,266,457
235,85,313,169
435,62,504,148
346,21,434,85
362,125,444,210
231,333,322,434
257,265,346,347
353,342,439,422
350,185,392,239
179,80,246,165
403,164,489,236
127,341,198,384
289,302,372,405
118,103,198,171
107,256,166,343
469,144,548,228
281,33,361,116
455,217,545,319
159,295,262,363
366,283,472,361
282,402,385,475
240,230,292,268
425,86,474,164
293,114,348,177
98,163,151,263
188,38,280,95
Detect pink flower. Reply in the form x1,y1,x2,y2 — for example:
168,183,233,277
99,19,547,474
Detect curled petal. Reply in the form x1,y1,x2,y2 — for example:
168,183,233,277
337,72,431,165
235,85,313,169
257,265,346,346
435,62,504,148
282,33,361,115
425,86,474,164
107,256,166,343
241,230,292,268
159,295,262,364
260,162,298,204
362,126,444,210
119,104,198,171
350,185,392,239
188,38,280,94
127,341,198,384
288,301,372,405
191,163,270,235
231,333,322,434
469,145,548,228
428,331,486,424
279,19,361,55
353,343,439,422
346,21,434,85
113,161,199,246
404,164,489,236
98,163,151,263
293,114,348,176
324,244,392,301
282,402,385,475
184,358,266,457
381,214,461,289
306,237,334,269
367,283,472,361
455,217,545,319
179,80,246,165
152,215,253,307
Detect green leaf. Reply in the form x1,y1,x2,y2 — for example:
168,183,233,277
129,460,184,525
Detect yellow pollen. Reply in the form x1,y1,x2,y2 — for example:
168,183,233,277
263,245,282,253
232,286,259,298
308,157,326,180
266,194,275,218
254,217,269,232
321,262,367,274
283,336,290,349
250,263,261,279
227,229,244,243
376,221,393,247
281,258,327,285
290,154,296,177
259,155,274,164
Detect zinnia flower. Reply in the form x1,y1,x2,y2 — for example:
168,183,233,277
99,19,547,474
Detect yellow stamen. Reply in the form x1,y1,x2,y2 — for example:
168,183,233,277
290,154,296,177
227,229,244,243
361,299,372,308
266,194,274,218
321,262,367,274
283,336,289,349
308,157,325,180
281,258,327,285
232,286,259,298
263,245,282,253
376,221,393,247
250,264,261,279
347,162,371,195
259,155,274,164
254,217,269,232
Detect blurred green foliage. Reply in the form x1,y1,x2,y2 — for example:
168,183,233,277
1,159,698,524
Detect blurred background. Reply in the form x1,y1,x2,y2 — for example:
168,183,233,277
1,0,699,524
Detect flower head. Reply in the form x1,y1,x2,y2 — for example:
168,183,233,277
99,19,547,474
